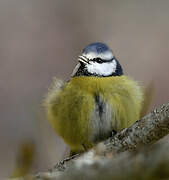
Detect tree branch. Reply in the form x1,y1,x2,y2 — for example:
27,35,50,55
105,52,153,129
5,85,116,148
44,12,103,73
8,102,169,180
105,102,169,153
33,102,169,179
36,140,169,180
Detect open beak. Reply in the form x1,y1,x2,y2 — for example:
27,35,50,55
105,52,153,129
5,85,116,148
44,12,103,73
78,55,90,64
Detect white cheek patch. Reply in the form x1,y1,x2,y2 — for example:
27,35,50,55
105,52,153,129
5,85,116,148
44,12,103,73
83,50,114,60
86,60,117,76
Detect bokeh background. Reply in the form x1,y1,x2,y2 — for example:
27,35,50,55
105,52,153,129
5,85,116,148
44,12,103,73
0,0,169,178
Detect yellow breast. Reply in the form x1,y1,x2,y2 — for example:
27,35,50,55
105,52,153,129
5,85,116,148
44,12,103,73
45,75,143,153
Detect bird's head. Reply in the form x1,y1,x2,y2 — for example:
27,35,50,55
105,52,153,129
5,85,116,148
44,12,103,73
71,42,123,77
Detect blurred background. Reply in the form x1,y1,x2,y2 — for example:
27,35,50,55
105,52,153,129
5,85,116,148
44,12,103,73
0,0,169,178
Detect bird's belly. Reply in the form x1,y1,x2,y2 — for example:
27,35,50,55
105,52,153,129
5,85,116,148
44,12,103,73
89,94,114,143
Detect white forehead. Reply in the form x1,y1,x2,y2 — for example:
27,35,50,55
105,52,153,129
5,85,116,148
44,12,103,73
82,50,114,60
86,59,117,76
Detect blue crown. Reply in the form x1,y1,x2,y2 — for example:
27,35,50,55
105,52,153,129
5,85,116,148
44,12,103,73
82,42,110,54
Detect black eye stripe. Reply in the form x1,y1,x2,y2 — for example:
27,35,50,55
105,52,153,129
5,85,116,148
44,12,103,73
93,58,102,63
91,57,115,63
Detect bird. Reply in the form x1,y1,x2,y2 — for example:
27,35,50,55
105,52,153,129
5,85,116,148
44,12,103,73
44,42,143,155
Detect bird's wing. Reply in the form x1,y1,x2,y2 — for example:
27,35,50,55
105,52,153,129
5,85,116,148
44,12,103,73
43,77,64,107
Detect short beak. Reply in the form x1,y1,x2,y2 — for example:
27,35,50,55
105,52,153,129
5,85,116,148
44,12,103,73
78,55,90,64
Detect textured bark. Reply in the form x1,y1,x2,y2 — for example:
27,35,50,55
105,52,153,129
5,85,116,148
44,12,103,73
105,102,169,153
35,140,169,180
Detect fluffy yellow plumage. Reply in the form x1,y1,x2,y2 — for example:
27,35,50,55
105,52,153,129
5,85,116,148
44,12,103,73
44,76,143,154
44,42,143,155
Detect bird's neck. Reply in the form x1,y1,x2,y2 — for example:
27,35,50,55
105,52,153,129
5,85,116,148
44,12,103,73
70,76,125,94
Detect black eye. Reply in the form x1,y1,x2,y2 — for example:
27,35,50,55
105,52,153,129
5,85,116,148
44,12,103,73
94,58,102,63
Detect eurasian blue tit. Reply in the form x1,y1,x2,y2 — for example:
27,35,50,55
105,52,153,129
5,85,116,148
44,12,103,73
44,42,143,155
